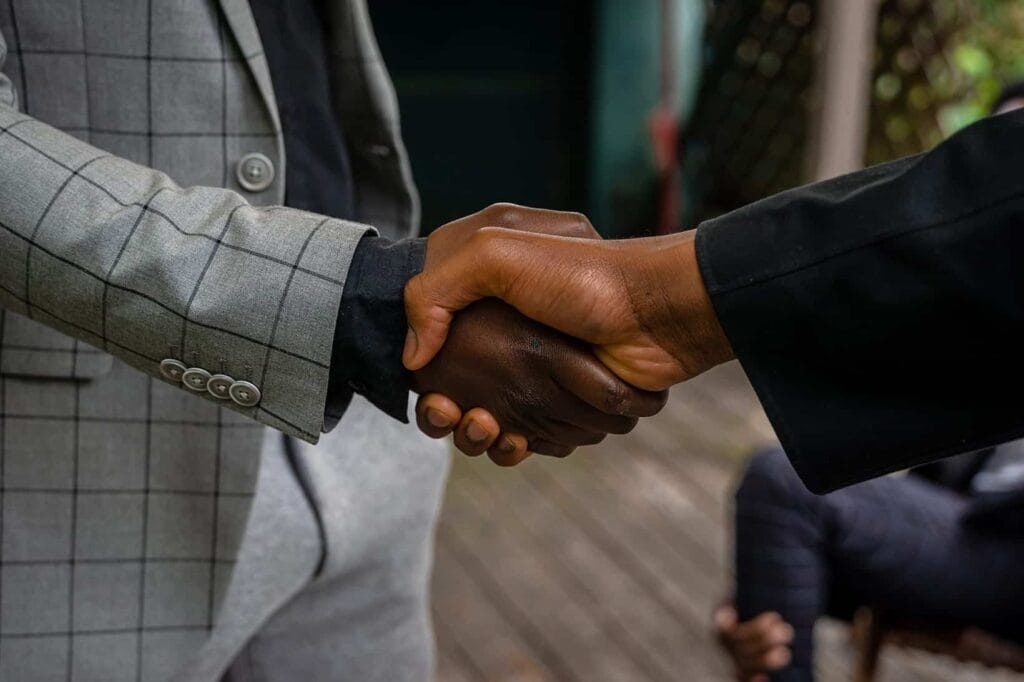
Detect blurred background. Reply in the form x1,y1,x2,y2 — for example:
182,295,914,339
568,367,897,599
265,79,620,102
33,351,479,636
369,1,1024,680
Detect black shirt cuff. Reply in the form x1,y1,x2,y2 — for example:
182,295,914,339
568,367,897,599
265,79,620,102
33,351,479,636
326,236,426,427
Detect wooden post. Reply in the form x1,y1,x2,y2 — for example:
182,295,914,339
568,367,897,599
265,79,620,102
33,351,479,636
807,0,880,181
852,607,885,682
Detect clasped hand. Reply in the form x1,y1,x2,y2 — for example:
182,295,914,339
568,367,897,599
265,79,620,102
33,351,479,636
409,204,669,465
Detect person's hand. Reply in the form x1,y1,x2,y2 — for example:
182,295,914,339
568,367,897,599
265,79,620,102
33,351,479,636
714,606,794,681
412,298,666,464
404,228,735,393
411,204,667,464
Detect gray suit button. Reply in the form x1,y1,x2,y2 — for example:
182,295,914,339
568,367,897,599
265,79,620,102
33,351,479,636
182,367,212,392
229,380,262,407
236,153,275,192
159,359,187,382
207,374,234,399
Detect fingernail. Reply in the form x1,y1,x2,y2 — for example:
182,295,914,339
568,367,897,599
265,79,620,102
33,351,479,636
426,409,452,429
497,436,517,454
466,421,488,443
402,328,419,368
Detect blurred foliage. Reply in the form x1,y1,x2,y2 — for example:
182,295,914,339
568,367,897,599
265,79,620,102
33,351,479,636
940,0,1024,132
867,0,1024,165
685,0,1024,216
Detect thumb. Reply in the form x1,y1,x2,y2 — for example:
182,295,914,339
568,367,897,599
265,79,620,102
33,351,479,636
402,232,513,369
402,273,459,370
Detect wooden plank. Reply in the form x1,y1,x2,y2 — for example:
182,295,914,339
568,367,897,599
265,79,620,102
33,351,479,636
510,462,733,678
468,460,722,681
435,643,481,682
678,364,777,444
584,440,726,578
438,475,654,682
433,369,1003,682
432,542,554,682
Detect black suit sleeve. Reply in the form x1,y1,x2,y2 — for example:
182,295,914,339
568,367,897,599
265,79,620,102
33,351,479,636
695,110,1024,493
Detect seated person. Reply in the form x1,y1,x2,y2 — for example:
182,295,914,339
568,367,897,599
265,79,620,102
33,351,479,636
715,442,1024,681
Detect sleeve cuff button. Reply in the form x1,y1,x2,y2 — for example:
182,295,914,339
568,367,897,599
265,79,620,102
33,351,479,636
229,380,262,407
159,359,187,382
182,367,212,392
207,374,234,399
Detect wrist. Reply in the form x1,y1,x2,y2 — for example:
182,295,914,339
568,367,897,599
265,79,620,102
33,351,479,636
642,231,734,379
331,236,426,423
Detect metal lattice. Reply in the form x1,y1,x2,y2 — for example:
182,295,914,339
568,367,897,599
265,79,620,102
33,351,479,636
865,0,975,166
683,0,820,223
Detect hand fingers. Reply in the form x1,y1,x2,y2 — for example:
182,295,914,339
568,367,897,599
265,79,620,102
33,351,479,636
714,605,739,633
716,609,794,676
551,346,669,419
760,647,791,671
437,403,531,466
734,612,793,644
415,394,462,439
475,203,601,240
487,432,530,465
735,631,794,662
733,613,794,660
736,645,791,675
529,439,577,458
549,393,640,436
452,407,502,457
534,419,608,448
403,230,507,370
405,228,579,371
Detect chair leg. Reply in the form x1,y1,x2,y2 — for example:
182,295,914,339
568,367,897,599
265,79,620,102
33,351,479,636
852,607,884,682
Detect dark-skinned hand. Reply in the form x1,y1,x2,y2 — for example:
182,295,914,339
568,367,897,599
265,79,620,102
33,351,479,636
412,299,666,465
412,203,668,465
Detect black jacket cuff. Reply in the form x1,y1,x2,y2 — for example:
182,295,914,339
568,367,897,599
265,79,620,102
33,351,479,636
694,112,1024,493
326,236,426,426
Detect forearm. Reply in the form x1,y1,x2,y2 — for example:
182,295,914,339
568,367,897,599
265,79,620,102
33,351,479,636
696,111,1024,492
0,106,374,442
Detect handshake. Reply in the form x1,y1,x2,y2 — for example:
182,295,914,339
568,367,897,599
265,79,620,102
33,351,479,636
403,204,736,465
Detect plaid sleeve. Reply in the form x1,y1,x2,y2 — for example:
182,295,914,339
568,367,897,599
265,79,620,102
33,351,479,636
0,105,374,443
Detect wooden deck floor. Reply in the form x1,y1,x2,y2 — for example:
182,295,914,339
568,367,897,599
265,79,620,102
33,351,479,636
432,362,1024,682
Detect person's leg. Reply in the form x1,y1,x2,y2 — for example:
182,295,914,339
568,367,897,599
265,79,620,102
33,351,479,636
725,448,1024,682
731,449,832,682
822,474,1024,641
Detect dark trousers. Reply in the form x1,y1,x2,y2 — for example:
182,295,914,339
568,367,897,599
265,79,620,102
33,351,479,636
734,449,1024,682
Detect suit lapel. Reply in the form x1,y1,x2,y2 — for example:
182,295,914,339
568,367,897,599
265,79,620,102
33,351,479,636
217,0,282,132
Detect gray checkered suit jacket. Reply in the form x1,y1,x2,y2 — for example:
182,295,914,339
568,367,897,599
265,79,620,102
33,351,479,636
0,0,421,679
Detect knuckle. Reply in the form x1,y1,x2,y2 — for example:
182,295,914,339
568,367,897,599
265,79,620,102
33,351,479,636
468,226,496,246
484,202,525,226
515,386,551,414
567,212,598,238
603,382,631,414
533,438,574,458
